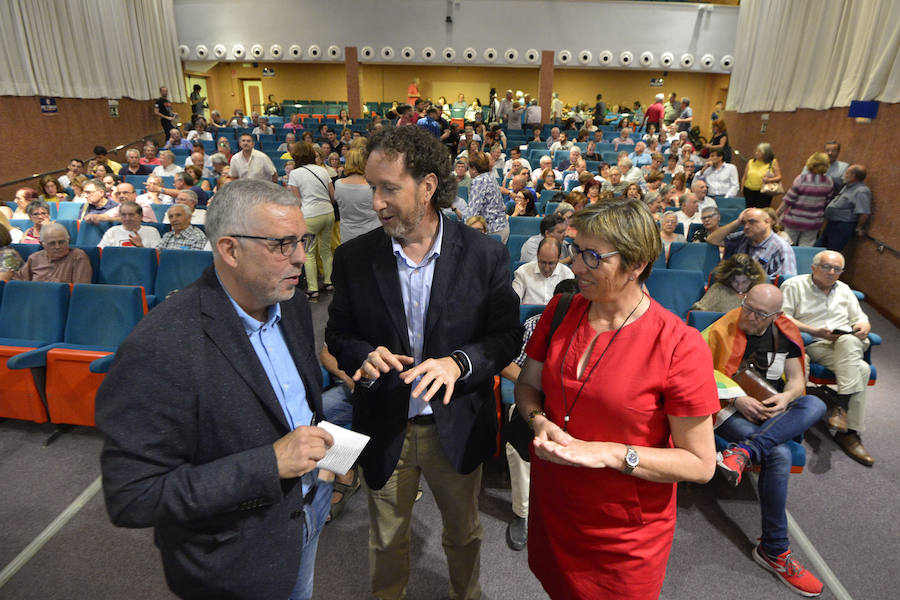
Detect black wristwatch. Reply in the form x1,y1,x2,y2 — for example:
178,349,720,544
450,350,470,379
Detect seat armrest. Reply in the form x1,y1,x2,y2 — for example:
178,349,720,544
6,343,66,370
868,333,881,346
89,353,116,374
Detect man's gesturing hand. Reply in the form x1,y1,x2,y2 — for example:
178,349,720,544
401,356,461,405
273,426,334,479
352,346,414,382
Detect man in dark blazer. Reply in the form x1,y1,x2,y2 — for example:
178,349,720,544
96,179,334,600
326,126,522,600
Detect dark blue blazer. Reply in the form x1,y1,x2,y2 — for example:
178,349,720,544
325,214,523,489
96,267,323,600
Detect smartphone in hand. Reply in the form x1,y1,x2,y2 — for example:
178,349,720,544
831,329,852,335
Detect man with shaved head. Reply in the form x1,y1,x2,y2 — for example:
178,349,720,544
781,250,873,466
703,283,825,597
707,207,796,279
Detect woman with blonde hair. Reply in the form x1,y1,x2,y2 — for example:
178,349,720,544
776,152,834,246
334,147,380,244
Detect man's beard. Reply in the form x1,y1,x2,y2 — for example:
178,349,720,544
382,199,427,240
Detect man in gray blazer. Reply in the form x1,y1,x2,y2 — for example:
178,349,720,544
96,179,334,600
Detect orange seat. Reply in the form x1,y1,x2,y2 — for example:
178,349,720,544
44,348,111,427
0,345,49,423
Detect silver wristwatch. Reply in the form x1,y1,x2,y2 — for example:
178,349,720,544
623,445,639,474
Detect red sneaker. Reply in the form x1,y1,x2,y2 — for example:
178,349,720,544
753,544,823,597
716,446,750,487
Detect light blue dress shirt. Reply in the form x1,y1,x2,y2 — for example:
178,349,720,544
219,272,316,495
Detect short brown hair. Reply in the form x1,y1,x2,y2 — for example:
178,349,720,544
571,199,661,283
290,142,319,166
468,151,491,174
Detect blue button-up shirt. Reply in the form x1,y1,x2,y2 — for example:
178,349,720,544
392,219,444,418
219,273,315,494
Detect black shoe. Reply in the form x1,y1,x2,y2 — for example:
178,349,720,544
506,516,527,551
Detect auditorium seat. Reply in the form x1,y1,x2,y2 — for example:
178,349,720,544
150,249,213,307
56,201,85,221
506,234,530,262
685,310,725,332
74,245,101,283
508,216,541,236
75,221,111,246
646,269,706,318
11,243,42,263
667,242,722,278
792,246,826,274
151,204,169,222
0,281,70,423
98,247,158,293
717,197,746,211
7,284,148,429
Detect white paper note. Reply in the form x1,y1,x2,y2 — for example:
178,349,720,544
316,421,370,476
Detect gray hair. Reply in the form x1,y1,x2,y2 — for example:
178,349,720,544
205,179,299,255
619,157,633,170
40,221,69,241
209,153,228,166
681,97,690,105
176,190,198,206
126,148,140,158
159,150,175,161
26,199,51,217
701,205,720,216
168,202,193,217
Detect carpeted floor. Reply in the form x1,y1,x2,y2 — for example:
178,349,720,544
1,297,897,599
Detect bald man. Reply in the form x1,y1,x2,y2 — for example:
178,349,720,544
703,284,825,597
707,207,796,279
781,250,873,466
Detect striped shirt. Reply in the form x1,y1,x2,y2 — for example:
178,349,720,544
780,173,834,231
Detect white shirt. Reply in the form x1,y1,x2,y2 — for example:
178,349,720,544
622,166,645,185
531,168,562,185
781,275,868,340
698,163,739,197
152,163,184,178
697,196,718,212
504,159,532,177
512,261,575,305
230,149,276,181
97,225,161,248
676,210,703,230
549,141,573,153
136,192,173,207
163,209,207,225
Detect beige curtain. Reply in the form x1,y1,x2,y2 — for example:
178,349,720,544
727,0,900,112
0,0,184,101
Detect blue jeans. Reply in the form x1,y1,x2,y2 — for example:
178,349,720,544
322,383,353,429
289,479,334,600
716,395,825,555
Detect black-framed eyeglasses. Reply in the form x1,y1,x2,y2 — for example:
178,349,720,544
570,243,619,269
741,299,780,320
228,233,315,256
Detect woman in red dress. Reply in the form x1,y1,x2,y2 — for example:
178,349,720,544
516,199,720,599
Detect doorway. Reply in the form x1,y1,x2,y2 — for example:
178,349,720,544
184,75,209,121
242,79,264,116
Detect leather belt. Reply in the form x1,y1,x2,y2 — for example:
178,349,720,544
408,414,436,425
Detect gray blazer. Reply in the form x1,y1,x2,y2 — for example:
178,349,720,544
96,267,323,600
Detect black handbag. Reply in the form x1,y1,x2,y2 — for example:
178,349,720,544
503,293,575,462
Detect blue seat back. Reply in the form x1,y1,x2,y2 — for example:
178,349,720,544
792,246,826,275
717,197,746,211
544,202,560,216
520,304,545,323
667,242,722,278
11,243,42,263
73,246,101,283
686,310,725,331
646,269,707,318
57,202,85,220
508,216,541,236
151,204,169,222
154,250,213,304
57,220,78,243
0,281,69,342
98,247,158,290
75,221,111,246
507,234,531,262
65,284,145,346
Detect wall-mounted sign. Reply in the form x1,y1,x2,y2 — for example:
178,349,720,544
108,99,120,118
40,97,58,114
650,78,664,87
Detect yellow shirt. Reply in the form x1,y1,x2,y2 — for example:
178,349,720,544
744,159,771,191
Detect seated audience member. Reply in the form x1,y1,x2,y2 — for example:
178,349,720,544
185,144,213,173
612,127,635,151
164,128,192,151
641,153,664,179
675,192,703,230
764,207,792,243
583,140,600,162
465,215,488,233
692,253,766,312
215,174,235,193
705,284,825,598
691,179,717,211
20,200,52,244
57,158,84,188
184,165,213,194
696,149,739,197
508,189,538,217
659,211,685,256
776,152,834,246
500,276,582,548
519,213,570,263
140,140,161,166
0,225,24,280
503,148,530,176
122,148,153,177
163,190,207,225
136,175,173,207
84,183,157,224
820,165,871,252
644,172,665,195
538,169,560,192
251,116,274,136
557,146,580,172
619,157,644,185
545,127,560,149
100,174,120,195
600,167,628,197
68,176,90,203
186,117,213,142
151,172,210,207
277,133,296,155
283,112,303,131
628,142,652,168
548,132,573,154
151,150,184,178
562,159,588,190
682,160,697,187
531,156,561,186
157,204,210,251
512,237,575,305
706,208,796,279
624,183,644,202
3,188,38,220
781,250,874,466
209,153,230,179
15,222,92,283
645,193,665,224
216,137,233,160
38,175,67,203
454,159,472,189
93,146,122,175
97,201,161,248
692,206,722,244
663,154,683,178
